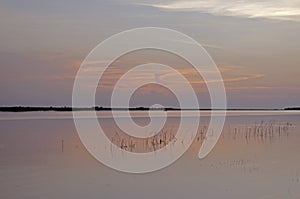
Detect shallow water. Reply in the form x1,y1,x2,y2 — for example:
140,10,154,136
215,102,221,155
0,111,300,199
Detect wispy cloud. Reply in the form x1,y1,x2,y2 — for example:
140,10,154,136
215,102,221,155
78,64,264,94
141,0,300,21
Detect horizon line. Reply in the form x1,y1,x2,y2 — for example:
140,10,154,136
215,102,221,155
0,106,299,112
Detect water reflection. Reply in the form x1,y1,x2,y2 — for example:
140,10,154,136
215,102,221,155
0,111,299,199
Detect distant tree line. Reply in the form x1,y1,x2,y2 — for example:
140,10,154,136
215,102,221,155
0,106,298,112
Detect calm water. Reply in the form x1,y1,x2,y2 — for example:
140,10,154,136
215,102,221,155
0,111,300,199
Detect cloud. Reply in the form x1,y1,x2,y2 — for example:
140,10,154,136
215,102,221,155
140,0,300,21
91,64,265,93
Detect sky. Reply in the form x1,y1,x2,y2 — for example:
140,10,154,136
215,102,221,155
0,0,300,108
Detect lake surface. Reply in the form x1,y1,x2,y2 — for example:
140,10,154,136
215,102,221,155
0,111,300,199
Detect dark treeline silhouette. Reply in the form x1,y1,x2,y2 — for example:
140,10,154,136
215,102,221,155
284,107,300,110
0,106,296,112
0,106,171,112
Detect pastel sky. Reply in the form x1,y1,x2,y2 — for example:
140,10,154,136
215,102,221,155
1,0,300,108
